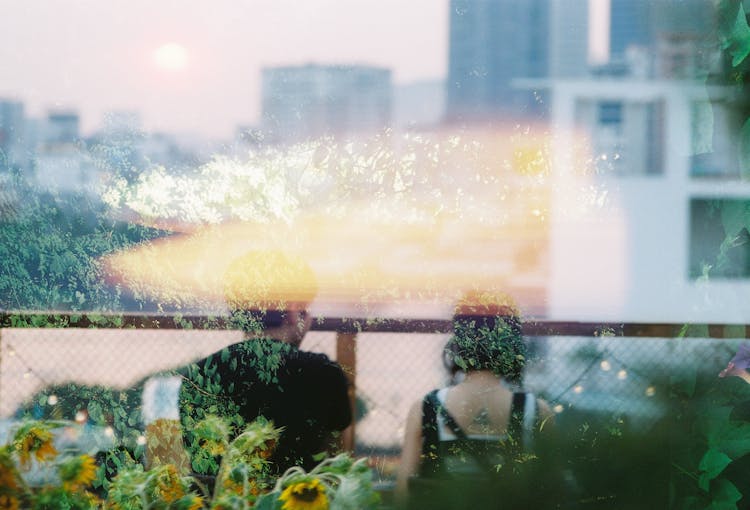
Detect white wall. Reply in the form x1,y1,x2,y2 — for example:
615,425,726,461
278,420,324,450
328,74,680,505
548,80,750,323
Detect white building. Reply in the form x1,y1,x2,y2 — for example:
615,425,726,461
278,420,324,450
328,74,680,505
261,64,392,144
547,78,750,323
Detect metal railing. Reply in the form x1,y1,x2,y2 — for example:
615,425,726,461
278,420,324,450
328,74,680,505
1,312,747,481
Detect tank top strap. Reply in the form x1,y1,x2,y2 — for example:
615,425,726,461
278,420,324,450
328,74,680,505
419,389,440,475
510,392,538,450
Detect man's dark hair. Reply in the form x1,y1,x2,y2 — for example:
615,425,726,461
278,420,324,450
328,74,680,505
229,308,287,331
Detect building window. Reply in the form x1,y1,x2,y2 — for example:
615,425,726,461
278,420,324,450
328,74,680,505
576,99,664,176
689,198,750,279
690,100,741,178
598,101,624,126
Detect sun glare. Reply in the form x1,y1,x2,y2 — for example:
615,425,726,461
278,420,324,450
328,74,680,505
153,43,189,71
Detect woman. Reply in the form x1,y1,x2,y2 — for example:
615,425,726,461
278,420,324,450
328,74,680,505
396,292,553,508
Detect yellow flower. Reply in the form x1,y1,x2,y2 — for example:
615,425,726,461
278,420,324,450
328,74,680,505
60,455,97,490
0,449,21,491
172,494,204,510
149,464,186,504
223,476,263,498
186,495,203,510
15,425,57,468
258,439,277,459
0,494,20,510
279,478,329,510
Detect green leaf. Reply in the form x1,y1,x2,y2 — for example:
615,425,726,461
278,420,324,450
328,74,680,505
87,400,104,423
728,3,750,66
708,420,750,458
671,369,697,398
254,492,283,510
710,479,742,508
719,200,750,239
698,407,735,446
699,449,732,482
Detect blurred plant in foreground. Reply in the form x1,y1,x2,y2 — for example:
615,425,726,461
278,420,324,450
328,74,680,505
0,416,379,510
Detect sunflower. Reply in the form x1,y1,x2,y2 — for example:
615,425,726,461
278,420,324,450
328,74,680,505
171,494,204,510
279,478,329,510
13,423,57,469
258,438,277,460
222,474,263,498
59,455,97,490
0,447,21,490
0,451,22,510
0,494,20,510
147,464,186,504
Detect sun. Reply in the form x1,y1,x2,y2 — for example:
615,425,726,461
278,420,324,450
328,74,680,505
153,43,189,71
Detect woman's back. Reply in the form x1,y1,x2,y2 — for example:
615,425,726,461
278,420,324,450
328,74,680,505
418,373,540,478
407,373,550,510
396,292,557,508
440,374,514,436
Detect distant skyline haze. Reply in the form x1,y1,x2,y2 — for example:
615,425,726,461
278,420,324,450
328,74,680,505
0,0,449,139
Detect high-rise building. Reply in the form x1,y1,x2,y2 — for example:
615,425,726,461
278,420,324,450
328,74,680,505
0,99,27,172
609,0,653,63
651,0,717,79
549,0,589,78
261,64,392,144
45,111,80,145
446,0,550,123
605,0,715,79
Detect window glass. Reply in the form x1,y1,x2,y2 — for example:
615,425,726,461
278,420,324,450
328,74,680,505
1,1,750,507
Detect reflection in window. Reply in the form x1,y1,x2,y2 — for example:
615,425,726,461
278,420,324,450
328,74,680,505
690,100,741,179
690,198,750,279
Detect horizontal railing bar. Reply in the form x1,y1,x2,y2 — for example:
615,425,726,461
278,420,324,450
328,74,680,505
0,312,748,338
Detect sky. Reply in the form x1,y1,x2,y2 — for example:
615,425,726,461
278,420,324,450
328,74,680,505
0,0,448,139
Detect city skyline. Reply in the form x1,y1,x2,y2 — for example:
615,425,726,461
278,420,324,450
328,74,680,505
0,0,449,140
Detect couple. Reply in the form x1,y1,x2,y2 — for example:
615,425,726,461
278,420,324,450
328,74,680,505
174,260,557,504
170,257,555,495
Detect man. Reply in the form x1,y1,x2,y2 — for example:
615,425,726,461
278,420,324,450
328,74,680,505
173,250,352,475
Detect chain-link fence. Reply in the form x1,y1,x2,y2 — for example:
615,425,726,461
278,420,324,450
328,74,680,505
0,320,745,484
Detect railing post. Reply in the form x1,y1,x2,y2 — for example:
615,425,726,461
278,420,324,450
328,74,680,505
336,332,357,453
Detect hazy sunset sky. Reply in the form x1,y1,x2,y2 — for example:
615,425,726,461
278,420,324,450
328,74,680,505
0,1,448,139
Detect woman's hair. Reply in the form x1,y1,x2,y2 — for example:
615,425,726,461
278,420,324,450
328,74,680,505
445,291,527,383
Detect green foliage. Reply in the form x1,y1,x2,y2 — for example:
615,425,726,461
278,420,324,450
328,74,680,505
672,4,750,508
448,319,527,383
15,382,146,492
29,487,98,510
666,363,750,509
542,410,670,508
0,420,102,509
0,186,166,312
107,463,202,510
716,0,750,180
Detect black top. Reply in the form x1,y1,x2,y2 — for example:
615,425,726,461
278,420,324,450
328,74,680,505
177,338,351,473
407,389,541,510
419,389,530,478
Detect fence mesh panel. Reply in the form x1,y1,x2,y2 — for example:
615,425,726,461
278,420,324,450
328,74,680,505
0,325,743,483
